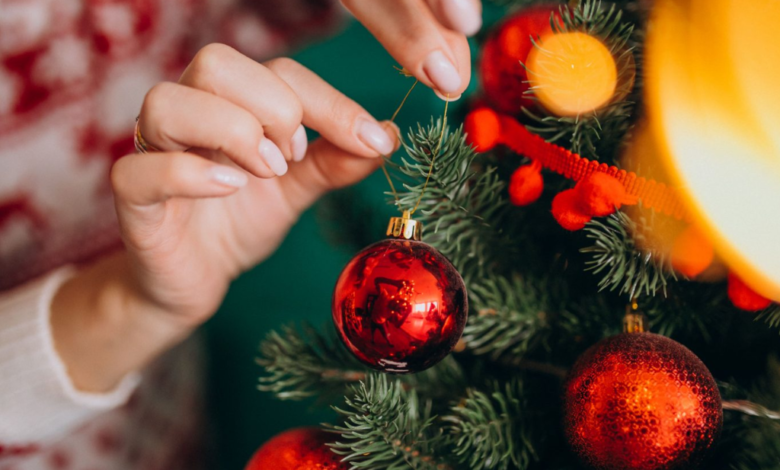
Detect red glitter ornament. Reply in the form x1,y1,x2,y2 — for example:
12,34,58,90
480,6,558,114
563,332,722,470
245,427,347,470
332,212,467,373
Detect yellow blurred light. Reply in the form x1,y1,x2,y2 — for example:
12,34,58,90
526,31,618,117
645,0,780,301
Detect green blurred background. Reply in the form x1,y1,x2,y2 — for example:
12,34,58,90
203,11,503,467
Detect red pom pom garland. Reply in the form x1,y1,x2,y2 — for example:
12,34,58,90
464,108,692,225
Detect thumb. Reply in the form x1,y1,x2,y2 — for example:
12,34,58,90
280,122,397,214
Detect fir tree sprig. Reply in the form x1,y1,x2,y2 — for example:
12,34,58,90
256,324,368,401
390,120,515,285
444,381,538,470
580,210,675,298
328,374,451,470
462,275,550,359
755,304,780,331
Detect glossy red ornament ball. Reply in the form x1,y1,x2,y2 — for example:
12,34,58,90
245,427,347,470
332,238,468,373
480,6,558,114
563,333,722,470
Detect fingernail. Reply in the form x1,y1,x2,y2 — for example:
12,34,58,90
357,118,395,156
384,121,402,151
258,138,288,176
208,165,247,188
423,50,462,94
291,124,308,162
442,0,482,36
434,90,462,102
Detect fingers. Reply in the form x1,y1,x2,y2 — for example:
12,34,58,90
111,152,246,208
343,0,475,98
279,131,392,215
179,43,303,162
265,58,396,158
424,0,482,36
139,82,281,178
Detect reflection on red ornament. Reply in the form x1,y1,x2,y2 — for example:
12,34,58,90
332,238,467,373
245,427,347,470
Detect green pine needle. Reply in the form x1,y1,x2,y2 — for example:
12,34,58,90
444,381,538,470
462,275,550,359
580,211,675,298
256,324,368,401
328,374,450,470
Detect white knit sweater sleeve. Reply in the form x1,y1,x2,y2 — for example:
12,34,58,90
0,268,141,444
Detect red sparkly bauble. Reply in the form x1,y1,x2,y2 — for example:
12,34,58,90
563,333,722,470
332,238,467,373
480,6,558,114
244,427,347,470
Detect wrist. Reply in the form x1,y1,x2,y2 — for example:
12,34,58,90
51,251,193,392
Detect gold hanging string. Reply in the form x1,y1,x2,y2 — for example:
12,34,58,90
380,67,451,215
381,78,419,206
410,94,449,215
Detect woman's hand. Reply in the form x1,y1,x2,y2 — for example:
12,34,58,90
342,0,482,100
51,44,397,392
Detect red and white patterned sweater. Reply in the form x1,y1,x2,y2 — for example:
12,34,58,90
0,1,340,468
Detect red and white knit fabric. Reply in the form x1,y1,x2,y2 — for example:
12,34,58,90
0,1,340,468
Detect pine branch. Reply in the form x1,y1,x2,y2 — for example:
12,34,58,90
462,275,551,360
257,324,368,401
755,304,780,331
328,374,451,470
444,381,538,470
390,120,515,285
580,211,675,298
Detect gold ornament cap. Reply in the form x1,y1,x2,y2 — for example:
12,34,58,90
623,300,647,333
387,210,422,241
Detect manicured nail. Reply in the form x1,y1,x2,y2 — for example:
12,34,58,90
208,165,247,188
442,0,482,36
383,121,402,151
357,118,395,155
434,90,462,102
423,50,462,94
291,124,308,162
258,138,288,176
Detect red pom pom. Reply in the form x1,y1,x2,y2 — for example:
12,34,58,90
509,161,543,206
670,225,714,278
575,172,637,217
552,189,592,231
728,272,772,312
465,107,502,152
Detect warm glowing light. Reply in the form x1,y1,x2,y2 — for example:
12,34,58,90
646,0,780,301
526,31,618,116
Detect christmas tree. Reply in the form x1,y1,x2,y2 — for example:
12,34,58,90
251,1,780,469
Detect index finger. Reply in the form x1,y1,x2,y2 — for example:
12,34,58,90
343,0,472,98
